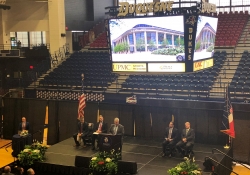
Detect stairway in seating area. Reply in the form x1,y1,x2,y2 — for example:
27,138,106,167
209,52,242,98
106,74,129,93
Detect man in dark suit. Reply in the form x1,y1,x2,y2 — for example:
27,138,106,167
109,117,124,135
92,115,108,150
176,122,195,156
73,117,89,147
18,117,30,133
162,121,178,157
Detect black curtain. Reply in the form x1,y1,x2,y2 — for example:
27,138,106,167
47,100,59,145
233,111,250,163
119,104,134,136
3,98,46,141
84,102,98,124
58,101,78,142
99,103,119,131
27,99,47,142
3,98,18,139
2,98,250,164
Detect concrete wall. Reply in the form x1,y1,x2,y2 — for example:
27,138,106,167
0,0,49,47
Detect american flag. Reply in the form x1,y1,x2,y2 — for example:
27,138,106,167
220,87,235,138
78,93,86,119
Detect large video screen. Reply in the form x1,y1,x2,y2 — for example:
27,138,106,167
109,16,184,63
193,15,218,61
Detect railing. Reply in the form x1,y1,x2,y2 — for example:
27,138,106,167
80,20,106,48
212,148,250,171
50,43,70,67
205,156,239,175
0,43,50,50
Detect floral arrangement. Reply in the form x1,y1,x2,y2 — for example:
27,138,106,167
89,149,121,175
20,130,29,137
168,157,201,175
17,142,48,166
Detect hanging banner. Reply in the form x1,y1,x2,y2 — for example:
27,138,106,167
184,14,198,72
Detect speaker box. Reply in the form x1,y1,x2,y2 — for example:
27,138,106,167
75,156,91,168
203,156,218,171
118,160,137,174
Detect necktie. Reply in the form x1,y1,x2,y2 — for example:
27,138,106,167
98,122,102,131
22,122,25,130
114,126,118,135
80,123,83,133
168,128,172,139
186,129,189,136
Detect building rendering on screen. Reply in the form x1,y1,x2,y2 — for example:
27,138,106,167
112,24,184,53
195,22,216,50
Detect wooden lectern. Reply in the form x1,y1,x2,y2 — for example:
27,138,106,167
98,133,122,152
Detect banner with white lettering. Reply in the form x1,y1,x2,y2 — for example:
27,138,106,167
184,14,198,72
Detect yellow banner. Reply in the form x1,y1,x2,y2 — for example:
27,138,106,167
193,58,213,71
113,63,147,72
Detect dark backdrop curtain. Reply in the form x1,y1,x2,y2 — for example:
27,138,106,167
99,103,119,131
119,104,134,136
233,111,250,163
3,98,46,141
3,98,16,139
58,101,78,142
48,100,59,145
2,98,250,164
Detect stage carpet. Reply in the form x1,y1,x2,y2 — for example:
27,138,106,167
41,136,233,175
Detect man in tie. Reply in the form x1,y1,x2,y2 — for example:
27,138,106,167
73,117,89,147
109,118,124,135
176,122,195,157
162,121,178,157
92,115,108,150
18,117,30,133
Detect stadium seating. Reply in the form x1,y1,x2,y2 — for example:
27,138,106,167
121,51,226,98
229,51,250,95
39,51,118,90
215,11,249,47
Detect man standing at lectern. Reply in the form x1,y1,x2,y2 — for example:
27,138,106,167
92,115,108,150
162,121,178,157
109,118,124,135
18,117,30,133
176,122,195,157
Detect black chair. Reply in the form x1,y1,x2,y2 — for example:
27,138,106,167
83,123,94,146
186,144,195,159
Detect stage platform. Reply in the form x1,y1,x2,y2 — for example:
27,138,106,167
40,136,232,175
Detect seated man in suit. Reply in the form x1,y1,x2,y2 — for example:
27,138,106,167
92,115,108,150
176,122,195,157
162,121,178,157
109,117,124,135
73,117,89,147
18,117,30,133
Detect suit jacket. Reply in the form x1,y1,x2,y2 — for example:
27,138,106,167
164,127,178,142
77,122,89,136
109,124,124,135
18,122,30,132
1,173,14,175
94,122,108,133
181,128,195,143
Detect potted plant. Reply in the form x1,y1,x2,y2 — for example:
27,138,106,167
168,157,202,175
89,149,121,175
17,142,48,166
